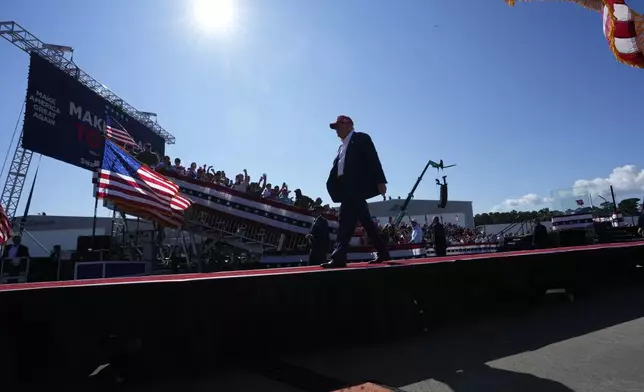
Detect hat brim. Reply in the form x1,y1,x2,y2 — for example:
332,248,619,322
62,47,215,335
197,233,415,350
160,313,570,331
329,122,338,130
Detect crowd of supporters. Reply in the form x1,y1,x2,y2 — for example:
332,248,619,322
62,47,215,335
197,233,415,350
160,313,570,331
364,220,498,246
150,155,336,212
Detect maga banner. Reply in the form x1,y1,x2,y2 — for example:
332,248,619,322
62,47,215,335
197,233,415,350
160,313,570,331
22,54,166,171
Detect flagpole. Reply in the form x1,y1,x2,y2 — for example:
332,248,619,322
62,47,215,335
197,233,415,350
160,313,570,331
91,196,99,240
92,169,100,240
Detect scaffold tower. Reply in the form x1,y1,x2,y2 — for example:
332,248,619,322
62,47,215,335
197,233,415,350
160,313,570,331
0,21,175,219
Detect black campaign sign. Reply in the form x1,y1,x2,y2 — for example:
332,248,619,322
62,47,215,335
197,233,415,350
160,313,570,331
22,54,165,171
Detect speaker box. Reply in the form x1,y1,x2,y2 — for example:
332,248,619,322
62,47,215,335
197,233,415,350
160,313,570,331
76,235,112,252
438,184,448,208
557,229,588,247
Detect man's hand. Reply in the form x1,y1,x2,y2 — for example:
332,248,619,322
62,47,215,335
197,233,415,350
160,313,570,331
378,183,387,196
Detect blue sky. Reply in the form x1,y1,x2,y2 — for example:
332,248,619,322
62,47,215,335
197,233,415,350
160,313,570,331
1,0,643,218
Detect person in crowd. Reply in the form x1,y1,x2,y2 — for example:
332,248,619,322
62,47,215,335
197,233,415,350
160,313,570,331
233,169,250,192
197,165,207,180
155,156,172,171
173,158,185,175
261,183,274,199
213,171,224,185
252,174,267,197
293,189,314,209
186,162,198,179
410,220,424,244
323,114,390,268
247,182,261,196
532,218,549,249
430,216,447,257
1,235,30,280
278,183,290,200
306,206,330,266
136,143,159,167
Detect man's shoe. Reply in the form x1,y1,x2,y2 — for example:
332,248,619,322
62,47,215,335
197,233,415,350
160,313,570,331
368,254,391,264
320,260,347,269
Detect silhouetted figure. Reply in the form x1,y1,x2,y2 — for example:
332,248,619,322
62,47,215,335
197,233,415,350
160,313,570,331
323,115,390,268
533,218,549,249
136,143,159,167
431,216,447,257
307,207,330,266
1,236,30,281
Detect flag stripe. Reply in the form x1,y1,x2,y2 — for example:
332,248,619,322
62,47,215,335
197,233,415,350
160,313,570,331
98,171,176,206
97,178,173,213
603,0,644,67
0,205,13,245
105,114,137,148
106,125,136,147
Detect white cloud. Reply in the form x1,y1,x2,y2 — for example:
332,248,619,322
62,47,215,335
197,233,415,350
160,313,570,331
572,165,644,196
493,194,553,212
494,165,644,212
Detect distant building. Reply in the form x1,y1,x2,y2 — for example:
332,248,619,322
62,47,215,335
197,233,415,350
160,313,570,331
17,215,153,257
367,199,474,228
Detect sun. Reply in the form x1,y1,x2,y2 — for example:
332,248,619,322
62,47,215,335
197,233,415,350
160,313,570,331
193,0,237,35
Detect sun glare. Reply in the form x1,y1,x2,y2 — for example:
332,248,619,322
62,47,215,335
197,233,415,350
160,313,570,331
193,0,237,35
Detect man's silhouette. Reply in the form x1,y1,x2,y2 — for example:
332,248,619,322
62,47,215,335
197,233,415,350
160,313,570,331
533,218,549,249
307,206,330,266
1,235,30,280
430,216,447,257
323,115,390,268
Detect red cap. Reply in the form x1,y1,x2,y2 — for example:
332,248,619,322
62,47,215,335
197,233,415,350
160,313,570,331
329,115,354,130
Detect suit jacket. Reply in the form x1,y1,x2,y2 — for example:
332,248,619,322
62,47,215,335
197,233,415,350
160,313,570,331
2,244,30,259
309,215,330,248
533,224,548,248
431,223,447,249
326,132,387,203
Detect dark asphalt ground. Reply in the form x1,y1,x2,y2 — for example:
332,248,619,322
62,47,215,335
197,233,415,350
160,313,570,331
130,282,644,392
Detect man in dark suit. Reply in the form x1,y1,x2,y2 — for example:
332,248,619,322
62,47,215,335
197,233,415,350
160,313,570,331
135,143,160,167
430,216,447,257
1,235,30,279
322,115,391,268
307,206,330,266
532,218,549,249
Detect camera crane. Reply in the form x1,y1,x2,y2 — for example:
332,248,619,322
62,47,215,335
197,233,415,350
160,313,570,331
392,158,434,227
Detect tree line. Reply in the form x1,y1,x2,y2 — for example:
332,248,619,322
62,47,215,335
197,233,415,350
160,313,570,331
474,198,641,226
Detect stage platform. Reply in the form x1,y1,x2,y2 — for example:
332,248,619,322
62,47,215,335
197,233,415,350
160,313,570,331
1,241,643,388
0,241,639,292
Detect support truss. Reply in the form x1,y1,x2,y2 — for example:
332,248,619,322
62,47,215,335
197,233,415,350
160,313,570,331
0,133,33,219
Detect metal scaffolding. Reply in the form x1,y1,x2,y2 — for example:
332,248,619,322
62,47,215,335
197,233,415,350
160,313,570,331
0,20,175,219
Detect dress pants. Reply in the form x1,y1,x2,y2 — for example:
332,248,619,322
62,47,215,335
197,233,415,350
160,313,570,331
434,246,447,257
309,246,328,266
331,192,389,262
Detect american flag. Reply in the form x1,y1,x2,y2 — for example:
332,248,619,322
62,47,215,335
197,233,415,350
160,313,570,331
505,0,644,68
95,140,192,227
105,112,137,148
0,204,12,245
